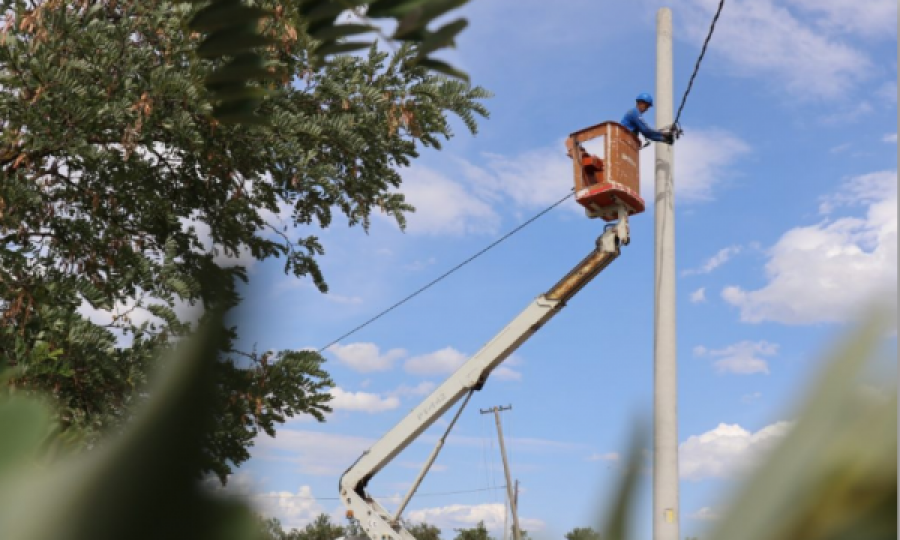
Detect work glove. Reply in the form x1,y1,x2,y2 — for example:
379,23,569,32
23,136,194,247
665,123,684,144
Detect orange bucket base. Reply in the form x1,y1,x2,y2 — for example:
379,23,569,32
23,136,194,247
576,183,645,222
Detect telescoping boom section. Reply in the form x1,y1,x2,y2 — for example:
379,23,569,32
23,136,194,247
338,211,631,540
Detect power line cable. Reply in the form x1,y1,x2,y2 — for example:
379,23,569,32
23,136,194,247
674,0,726,126
247,485,507,500
318,189,575,352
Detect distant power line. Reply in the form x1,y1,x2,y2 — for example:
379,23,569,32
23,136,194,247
229,485,507,501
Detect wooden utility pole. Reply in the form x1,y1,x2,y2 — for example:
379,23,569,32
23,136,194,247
481,405,521,540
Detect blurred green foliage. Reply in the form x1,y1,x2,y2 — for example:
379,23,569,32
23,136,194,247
564,528,602,540
406,521,443,540
0,310,267,540
590,312,897,540
260,513,351,540
186,0,476,123
1,0,489,484
452,521,492,540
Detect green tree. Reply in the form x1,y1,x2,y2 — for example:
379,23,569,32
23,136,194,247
186,0,478,123
258,516,290,540
343,517,364,538
453,521,492,540
0,0,489,482
565,527,602,540
406,521,442,540
295,514,346,540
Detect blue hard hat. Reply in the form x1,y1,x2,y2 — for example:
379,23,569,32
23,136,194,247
636,92,654,106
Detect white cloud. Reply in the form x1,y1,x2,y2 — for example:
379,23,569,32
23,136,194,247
405,347,468,375
882,133,898,143
329,387,400,413
400,461,448,472
459,128,748,216
683,245,742,276
400,126,746,240
690,287,707,304
674,0,873,100
464,145,582,212
820,101,875,125
877,82,898,103
818,170,897,214
680,421,792,481
78,294,202,347
327,342,406,373
398,165,500,236
418,432,580,454
689,506,721,521
639,128,751,202
254,429,374,476
785,0,898,38
505,437,580,453
406,503,544,533
493,366,523,381
724,171,897,324
209,475,333,532
405,257,437,271
324,293,363,305
251,486,326,531
586,452,620,462
391,381,437,397
742,392,762,403
829,143,852,154
694,340,779,375
182,214,259,270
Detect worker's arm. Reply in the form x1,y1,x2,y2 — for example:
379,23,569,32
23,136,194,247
630,111,669,143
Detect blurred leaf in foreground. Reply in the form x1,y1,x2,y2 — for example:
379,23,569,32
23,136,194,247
591,310,896,540
0,309,261,540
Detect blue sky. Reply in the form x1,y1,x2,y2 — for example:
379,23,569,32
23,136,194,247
216,0,897,537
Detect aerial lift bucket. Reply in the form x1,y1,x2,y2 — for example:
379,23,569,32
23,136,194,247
565,121,645,221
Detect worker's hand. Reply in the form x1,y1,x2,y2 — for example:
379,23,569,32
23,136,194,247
662,131,676,145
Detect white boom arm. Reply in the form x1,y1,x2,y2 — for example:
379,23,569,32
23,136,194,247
339,210,630,539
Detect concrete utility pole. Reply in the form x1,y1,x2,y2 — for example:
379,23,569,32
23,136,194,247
480,405,521,540
653,8,680,540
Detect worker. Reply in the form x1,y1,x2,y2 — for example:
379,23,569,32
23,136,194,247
621,93,675,145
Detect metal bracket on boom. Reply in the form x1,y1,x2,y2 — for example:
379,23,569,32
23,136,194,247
599,204,630,253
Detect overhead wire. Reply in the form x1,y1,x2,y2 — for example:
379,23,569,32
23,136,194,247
247,485,507,500
674,0,726,127
318,189,575,352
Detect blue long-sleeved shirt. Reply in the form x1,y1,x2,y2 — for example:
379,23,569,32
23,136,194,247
621,107,666,142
